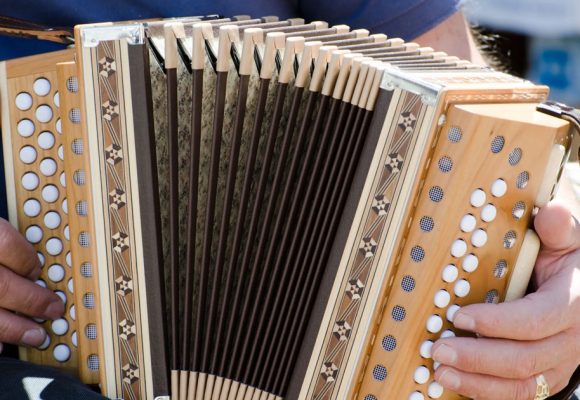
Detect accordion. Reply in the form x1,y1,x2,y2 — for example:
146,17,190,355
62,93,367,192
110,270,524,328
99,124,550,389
0,15,577,400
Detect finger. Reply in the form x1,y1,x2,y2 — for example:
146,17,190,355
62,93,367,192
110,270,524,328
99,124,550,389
0,266,63,319
0,308,47,347
452,289,570,340
535,203,580,254
432,330,579,379
434,365,568,400
0,219,40,279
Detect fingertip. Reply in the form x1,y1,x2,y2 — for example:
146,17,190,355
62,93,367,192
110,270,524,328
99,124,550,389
535,203,577,250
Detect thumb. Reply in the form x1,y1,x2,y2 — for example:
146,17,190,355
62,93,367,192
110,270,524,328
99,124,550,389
534,202,580,255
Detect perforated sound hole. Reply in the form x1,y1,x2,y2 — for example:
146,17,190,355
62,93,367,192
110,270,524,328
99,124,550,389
73,170,86,186
516,171,530,189
80,262,93,278
364,395,377,400
420,216,434,232
493,260,508,278
438,156,453,173
491,136,505,153
72,138,84,155
66,76,78,93
503,231,517,249
401,275,416,292
512,201,526,220
485,289,500,304
83,293,95,309
87,354,100,370
382,335,397,351
509,148,523,165
69,108,81,124
85,323,97,340
76,201,88,216
410,246,425,262
392,305,406,321
429,186,444,202
372,365,387,381
448,126,462,142
79,232,89,247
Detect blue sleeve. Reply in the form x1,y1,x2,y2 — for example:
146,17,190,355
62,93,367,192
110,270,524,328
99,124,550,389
298,0,459,40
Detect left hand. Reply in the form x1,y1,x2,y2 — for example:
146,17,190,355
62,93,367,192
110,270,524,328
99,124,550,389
432,202,580,399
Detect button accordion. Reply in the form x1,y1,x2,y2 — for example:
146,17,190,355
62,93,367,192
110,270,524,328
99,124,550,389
0,15,576,400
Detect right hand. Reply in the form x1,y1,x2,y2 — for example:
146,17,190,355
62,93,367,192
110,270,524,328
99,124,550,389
0,219,64,351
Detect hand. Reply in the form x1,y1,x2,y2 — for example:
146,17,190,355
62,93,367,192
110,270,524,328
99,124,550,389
0,219,64,351
432,202,580,400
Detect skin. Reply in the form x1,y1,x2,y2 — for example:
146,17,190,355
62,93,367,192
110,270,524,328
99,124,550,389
416,11,580,400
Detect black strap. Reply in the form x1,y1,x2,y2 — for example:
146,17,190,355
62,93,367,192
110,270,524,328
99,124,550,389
0,15,73,44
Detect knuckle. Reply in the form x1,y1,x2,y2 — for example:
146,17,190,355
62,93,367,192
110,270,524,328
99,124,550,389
0,315,24,343
21,288,52,317
0,269,10,300
516,350,539,378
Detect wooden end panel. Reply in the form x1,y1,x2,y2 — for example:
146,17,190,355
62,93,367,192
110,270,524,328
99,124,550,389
355,102,569,400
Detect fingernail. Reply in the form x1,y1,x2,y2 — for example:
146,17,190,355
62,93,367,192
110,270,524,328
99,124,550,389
437,369,461,390
44,299,65,319
433,344,457,365
21,328,46,346
454,313,475,331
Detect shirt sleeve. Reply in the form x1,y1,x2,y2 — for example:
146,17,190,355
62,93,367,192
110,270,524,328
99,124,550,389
297,0,459,40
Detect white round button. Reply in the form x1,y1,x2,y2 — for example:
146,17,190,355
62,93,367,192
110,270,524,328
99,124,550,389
51,318,68,336
15,92,33,110
38,334,51,350
409,392,425,400
44,211,61,229
441,330,456,339
53,92,60,107
72,331,78,347
64,225,70,240
35,105,53,123
442,264,459,283
58,145,64,160
434,290,451,308
491,179,507,197
447,304,460,322
67,278,74,294
481,204,497,222
37,131,55,149
471,229,488,248
462,254,479,273
26,225,43,243
47,264,65,282
454,279,471,298
420,340,434,358
470,189,486,207
62,198,68,214
451,239,467,258
46,237,63,256
54,290,66,304
53,344,71,362
60,172,66,187
69,304,76,320
428,381,444,399
42,185,59,202
65,252,72,267
17,119,35,137
414,366,430,384
37,252,45,266
23,199,41,217
35,279,47,288
33,78,51,96
426,315,443,333
433,361,441,370
39,158,57,176
19,146,37,164
55,118,62,134
460,214,476,232
22,172,39,190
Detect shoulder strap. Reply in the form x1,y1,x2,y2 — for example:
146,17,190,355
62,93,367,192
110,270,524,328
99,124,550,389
0,15,73,44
